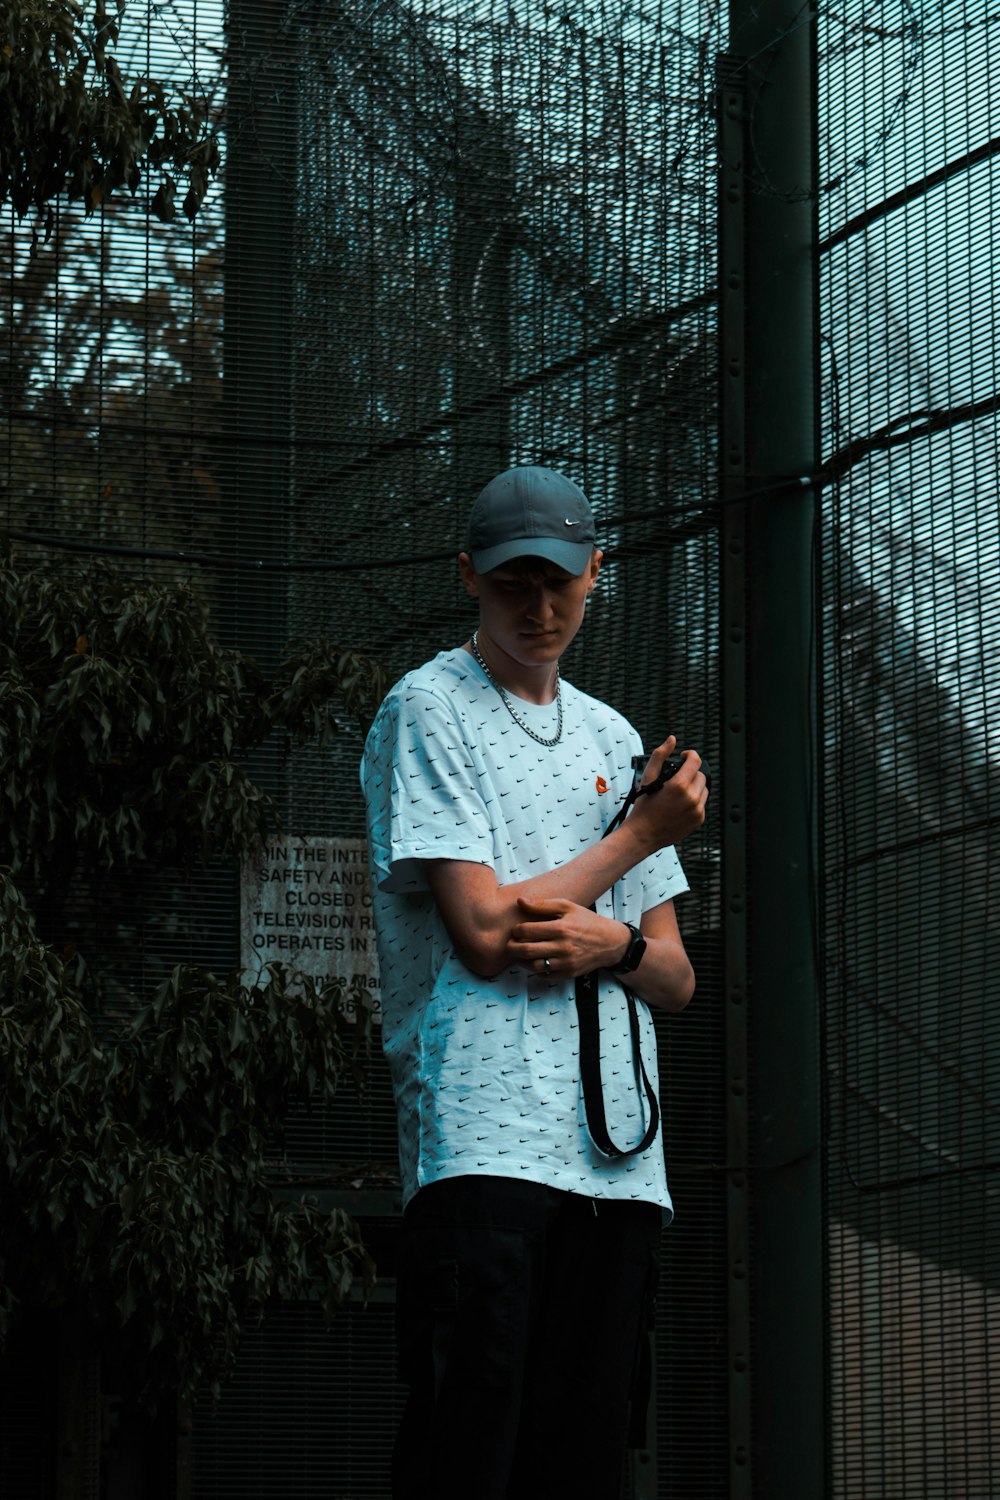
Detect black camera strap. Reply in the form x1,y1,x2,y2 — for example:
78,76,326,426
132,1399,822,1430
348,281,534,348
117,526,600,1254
573,776,659,1159
574,753,710,1160
575,963,660,1158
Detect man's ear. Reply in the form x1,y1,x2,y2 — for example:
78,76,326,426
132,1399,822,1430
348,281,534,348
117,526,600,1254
458,551,479,598
587,548,604,593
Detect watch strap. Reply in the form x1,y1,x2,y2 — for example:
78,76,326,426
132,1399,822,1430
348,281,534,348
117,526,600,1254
610,921,646,974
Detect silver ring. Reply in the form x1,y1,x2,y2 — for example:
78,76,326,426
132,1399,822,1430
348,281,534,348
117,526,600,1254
543,957,552,975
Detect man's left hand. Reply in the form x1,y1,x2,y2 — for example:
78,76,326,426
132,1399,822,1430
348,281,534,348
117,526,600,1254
506,897,628,979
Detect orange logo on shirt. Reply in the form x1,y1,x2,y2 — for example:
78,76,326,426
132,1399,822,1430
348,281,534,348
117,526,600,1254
596,776,608,795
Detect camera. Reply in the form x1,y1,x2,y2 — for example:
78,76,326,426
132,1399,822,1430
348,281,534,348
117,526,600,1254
631,751,711,795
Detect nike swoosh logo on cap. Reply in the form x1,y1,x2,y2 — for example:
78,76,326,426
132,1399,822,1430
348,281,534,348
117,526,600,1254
564,518,581,526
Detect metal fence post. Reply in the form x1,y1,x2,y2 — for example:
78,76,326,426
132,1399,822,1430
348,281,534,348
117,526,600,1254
223,0,295,668
719,0,824,1492
717,57,753,1500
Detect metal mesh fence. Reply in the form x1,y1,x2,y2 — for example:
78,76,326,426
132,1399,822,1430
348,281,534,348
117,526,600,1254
16,0,1000,1491
818,0,1000,1493
3,0,725,1494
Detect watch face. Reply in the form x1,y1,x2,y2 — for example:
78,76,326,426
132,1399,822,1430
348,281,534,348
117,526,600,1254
624,933,647,972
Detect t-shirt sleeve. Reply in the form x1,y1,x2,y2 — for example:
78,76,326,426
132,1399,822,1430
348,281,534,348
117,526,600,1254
361,687,497,894
639,844,689,910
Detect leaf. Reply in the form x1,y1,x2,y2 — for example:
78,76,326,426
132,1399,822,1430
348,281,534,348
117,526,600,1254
150,174,176,222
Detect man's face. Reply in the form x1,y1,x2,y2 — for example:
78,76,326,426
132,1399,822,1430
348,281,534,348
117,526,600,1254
459,550,602,671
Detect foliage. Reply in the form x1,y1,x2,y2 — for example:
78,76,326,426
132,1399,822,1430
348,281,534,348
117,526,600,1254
0,552,387,1403
0,553,384,900
0,0,220,226
0,875,375,1401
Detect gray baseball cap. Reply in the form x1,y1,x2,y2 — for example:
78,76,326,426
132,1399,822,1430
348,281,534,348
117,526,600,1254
466,466,597,575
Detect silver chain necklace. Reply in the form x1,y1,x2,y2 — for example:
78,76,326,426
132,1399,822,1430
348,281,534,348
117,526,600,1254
470,630,563,747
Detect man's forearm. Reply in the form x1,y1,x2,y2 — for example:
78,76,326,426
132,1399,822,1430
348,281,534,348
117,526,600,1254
616,932,695,1013
425,818,657,976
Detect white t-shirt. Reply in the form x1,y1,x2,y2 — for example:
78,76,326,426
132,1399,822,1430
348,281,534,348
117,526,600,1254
360,646,688,1214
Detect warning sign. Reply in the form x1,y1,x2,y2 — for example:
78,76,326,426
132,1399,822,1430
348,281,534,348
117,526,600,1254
240,836,380,1018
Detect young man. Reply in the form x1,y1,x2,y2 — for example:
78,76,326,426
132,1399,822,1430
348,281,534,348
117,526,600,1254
361,465,708,1500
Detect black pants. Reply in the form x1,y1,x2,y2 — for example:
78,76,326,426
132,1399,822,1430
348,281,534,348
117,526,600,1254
392,1175,660,1500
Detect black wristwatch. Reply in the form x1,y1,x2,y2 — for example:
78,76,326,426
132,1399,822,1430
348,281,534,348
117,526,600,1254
610,921,646,974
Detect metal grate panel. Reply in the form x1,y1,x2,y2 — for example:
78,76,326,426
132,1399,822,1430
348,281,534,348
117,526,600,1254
5,0,727,1491
192,1295,406,1499
819,0,1000,1492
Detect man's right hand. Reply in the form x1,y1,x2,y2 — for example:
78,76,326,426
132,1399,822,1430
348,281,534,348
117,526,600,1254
626,735,709,854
